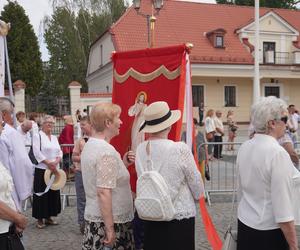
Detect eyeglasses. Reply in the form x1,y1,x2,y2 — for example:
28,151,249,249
280,116,288,124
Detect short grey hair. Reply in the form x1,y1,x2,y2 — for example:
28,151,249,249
41,115,55,125
251,96,287,133
0,97,14,113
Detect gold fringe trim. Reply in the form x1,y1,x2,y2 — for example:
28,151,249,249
114,65,181,83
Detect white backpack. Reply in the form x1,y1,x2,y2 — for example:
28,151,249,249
135,141,176,221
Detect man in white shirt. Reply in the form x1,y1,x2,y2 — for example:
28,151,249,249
287,104,298,147
213,110,224,159
0,97,34,211
17,119,32,153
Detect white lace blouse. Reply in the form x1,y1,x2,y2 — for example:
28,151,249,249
81,138,134,223
135,139,204,220
0,162,16,233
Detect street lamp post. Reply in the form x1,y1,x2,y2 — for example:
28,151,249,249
133,0,164,48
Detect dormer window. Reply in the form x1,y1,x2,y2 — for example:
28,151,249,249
206,28,226,49
216,35,224,48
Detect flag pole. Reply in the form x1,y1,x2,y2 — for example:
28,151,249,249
253,0,260,104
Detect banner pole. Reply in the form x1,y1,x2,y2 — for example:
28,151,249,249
4,36,17,127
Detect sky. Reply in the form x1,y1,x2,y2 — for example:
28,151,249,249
0,0,216,61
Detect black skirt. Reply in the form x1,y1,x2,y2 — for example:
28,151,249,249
237,219,289,250
32,168,61,219
144,217,195,250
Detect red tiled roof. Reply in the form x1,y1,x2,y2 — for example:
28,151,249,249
80,93,112,98
109,0,300,65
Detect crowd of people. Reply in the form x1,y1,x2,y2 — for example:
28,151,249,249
0,95,300,250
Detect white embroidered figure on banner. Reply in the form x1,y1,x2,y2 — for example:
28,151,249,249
128,91,148,152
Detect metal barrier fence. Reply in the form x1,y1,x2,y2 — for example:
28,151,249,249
24,140,300,210
201,140,300,205
199,142,242,206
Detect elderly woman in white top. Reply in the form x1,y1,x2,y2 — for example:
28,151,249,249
32,115,63,229
0,112,27,250
81,103,135,250
135,101,204,250
237,96,298,250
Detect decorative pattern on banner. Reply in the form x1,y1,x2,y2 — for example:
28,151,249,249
114,65,181,83
0,36,5,97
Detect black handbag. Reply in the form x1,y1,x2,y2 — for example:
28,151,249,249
28,133,41,165
7,225,25,250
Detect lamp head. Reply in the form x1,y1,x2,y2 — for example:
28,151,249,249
133,0,141,10
153,0,163,10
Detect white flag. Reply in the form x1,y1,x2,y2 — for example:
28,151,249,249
0,36,5,97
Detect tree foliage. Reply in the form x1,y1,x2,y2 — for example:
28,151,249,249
0,1,43,96
43,0,127,96
216,0,300,8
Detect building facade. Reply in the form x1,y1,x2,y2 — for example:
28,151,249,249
86,1,300,122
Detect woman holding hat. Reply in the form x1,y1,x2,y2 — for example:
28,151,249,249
135,101,204,250
81,103,135,250
32,115,63,229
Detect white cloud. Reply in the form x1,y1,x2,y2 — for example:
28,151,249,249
0,0,52,61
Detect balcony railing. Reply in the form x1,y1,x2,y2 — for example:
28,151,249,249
263,51,300,65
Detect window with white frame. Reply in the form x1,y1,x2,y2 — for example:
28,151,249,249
192,85,204,107
224,86,236,107
215,35,224,48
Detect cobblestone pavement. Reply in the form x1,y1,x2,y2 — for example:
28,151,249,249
23,127,300,249
22,196,300,250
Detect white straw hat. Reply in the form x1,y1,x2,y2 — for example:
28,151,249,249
139,101,181,133
44,169,67,191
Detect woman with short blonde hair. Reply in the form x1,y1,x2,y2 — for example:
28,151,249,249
81,103,135,250
90,103,121,132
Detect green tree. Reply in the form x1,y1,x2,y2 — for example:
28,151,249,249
216,0,300,8
0,1,43,96
43,0,127,95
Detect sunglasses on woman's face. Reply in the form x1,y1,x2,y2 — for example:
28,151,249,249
280,116,288,124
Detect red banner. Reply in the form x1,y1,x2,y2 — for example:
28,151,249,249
112,44,187,156
112,45,187,192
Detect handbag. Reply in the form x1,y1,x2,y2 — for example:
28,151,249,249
7,225,25,250
28,132,41,165
206,132,214,140
230,126,237,133
222,226,237,250
205,163,210,181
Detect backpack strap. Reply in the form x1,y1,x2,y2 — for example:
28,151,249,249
145,141,154,172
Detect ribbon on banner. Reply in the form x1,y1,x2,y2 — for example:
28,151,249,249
185,52,222,250
0,36,4,97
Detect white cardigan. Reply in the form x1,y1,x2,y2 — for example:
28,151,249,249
0,162,16,233
136,139,204,220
